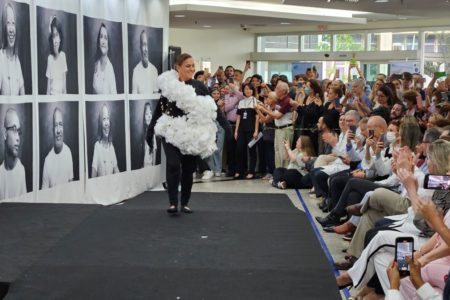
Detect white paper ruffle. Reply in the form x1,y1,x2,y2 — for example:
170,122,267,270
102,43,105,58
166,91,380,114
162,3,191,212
154,70,217,158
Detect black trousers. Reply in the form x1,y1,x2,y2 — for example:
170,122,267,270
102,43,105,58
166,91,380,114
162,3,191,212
236,131,257,175
327,171,351,210
273,168,311,189
226,123,237,174
310,168,329,197
331,178,381,217
162,139,197,207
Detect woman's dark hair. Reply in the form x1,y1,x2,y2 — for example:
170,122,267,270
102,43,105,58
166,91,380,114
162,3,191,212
143,102,151,145
48,16,64,56
329,86,343,99
399,120,422,151
1,2,18,54
378,84,394,107
194,70,204,80
242,83,256,97
97,103,113,143
308,79,324,102
384,82,402,104
95,23,110,62
403,90,418,105
175,53,192,67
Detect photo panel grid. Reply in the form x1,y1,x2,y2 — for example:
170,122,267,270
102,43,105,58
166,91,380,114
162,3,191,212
36,6,78,95
0,102,33,200
38,101,79,190
127,23,163,94
83,16,124,95
129,99,161,170
0,0,32,95
85,99,126,178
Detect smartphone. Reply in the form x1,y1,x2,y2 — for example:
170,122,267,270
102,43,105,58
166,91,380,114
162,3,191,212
395,237,414,276
368,129,375,137
424,174,450,190
228,78,234,84
297,82,303,88
349,125,357,134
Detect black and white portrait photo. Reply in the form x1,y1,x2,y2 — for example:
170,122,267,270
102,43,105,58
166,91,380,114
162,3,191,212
127,24,162,94
36,6,78,95
85,100,126,178
129,99,161,170
38,101,79,190
0,102,32,200
0,0,32,95
83,16,124,95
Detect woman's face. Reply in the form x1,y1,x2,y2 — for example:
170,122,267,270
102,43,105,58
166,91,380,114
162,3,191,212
339,115,346,130
99,26,108,56
52,27,61,54
211,90,220,101
243,85,253,97
387,124,399,136
6,6,16,49
296,137,302,150
177,57,195,81
327,89,336,100
373,80,382,91
144,105,152,126
377,91,388,105
101,106,110,137
392,80,401,90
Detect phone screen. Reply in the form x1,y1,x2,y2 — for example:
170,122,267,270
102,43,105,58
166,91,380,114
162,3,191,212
350,125,357,134
425,174,450,190
396,238,414,274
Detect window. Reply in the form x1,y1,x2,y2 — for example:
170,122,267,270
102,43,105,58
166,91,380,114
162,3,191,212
257,35,299,52
333,33,364,51
368,32,418,51
301,34,331,52
424,31,450,53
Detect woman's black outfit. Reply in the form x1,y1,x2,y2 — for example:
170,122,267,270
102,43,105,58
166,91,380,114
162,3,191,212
295,101,323,154
147,79,231,210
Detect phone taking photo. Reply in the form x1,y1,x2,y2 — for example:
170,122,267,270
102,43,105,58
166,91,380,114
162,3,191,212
395,237,414,276
368,129,375,138
424,174,450,190
349,125,357,135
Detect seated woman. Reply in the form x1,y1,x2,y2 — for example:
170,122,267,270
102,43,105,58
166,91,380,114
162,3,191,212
335,139,450,299
271,135,314,189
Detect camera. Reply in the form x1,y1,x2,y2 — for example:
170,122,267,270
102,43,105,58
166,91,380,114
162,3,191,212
240,24,248,31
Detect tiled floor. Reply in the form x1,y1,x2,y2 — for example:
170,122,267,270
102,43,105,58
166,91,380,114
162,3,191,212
192,177,354,299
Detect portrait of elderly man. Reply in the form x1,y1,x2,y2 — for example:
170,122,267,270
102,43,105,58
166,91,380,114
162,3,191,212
0,108,26,200
131,29,158,94
41,107,73,189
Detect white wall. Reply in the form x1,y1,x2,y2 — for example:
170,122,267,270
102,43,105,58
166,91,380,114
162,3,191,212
169,28,254,72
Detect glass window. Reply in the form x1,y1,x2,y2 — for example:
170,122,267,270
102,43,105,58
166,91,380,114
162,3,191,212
424,31,450,53
301,34,331,52
333,33,364,51
257,35,299,52
268,63,292,82
368,32,418,51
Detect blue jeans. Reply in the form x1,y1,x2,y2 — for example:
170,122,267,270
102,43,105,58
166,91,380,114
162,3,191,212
208,124,225,173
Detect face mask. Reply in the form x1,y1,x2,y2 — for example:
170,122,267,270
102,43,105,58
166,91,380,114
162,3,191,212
386,131,396,143
304,87,311,96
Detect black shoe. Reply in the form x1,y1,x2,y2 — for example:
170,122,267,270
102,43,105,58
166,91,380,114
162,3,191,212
181,206,193,214
323,226,336,233
315,213,341,227
0,282,10,299
167,206,178,214
333,256,357,270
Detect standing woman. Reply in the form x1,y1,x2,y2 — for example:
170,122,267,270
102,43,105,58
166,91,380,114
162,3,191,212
0,1,25,95
146,53,220,214
46,16,67,95
93,23,117,94
92,103,119,177
234,83,259,179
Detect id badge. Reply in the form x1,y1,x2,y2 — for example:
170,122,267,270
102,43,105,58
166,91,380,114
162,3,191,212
243,111,248,119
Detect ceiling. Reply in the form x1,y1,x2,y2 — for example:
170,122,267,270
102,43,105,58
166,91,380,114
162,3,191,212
169,0,450,30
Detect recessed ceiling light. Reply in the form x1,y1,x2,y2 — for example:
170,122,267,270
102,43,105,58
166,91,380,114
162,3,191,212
398,16,408,19
280,22,291,25
174,14,185,18
374,0,389,2
203,25,212,28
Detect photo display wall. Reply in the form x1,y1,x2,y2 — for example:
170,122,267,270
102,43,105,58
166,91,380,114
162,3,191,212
0,0,167,205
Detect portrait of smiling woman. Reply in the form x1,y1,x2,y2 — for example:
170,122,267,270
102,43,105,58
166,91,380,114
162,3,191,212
83,16,124,95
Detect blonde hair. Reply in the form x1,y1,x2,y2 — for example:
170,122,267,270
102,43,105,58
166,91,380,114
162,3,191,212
427,139,450,174
267,91,278,101
299,135,315,157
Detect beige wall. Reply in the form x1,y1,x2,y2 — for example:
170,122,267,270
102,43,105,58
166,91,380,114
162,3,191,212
169,28,255,72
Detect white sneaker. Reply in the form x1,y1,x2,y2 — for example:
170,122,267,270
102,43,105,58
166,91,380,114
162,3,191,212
214,172,222,177
202,170,214,180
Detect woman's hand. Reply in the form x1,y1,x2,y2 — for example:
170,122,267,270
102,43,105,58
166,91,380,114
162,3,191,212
397,168,418,192
386,260,400,290
253,131,258,139
406,257,425,289
417,200,444,230
351,169,365,178
234,131,238,141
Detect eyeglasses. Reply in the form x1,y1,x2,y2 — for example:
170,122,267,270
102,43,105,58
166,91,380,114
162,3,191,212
6,125,22,136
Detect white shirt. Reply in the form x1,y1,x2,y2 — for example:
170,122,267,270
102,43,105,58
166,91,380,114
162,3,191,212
93,58,117,94
41,143,74,189
385,284,441,300
92,141,118,177
0,160,27,200
0,50,24,95
132,61,158,94
46,52,68,95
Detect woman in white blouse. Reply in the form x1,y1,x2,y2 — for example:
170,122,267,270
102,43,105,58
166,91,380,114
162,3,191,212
92,23,116,94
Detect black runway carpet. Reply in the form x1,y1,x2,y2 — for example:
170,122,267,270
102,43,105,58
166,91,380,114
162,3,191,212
1,192,340,300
